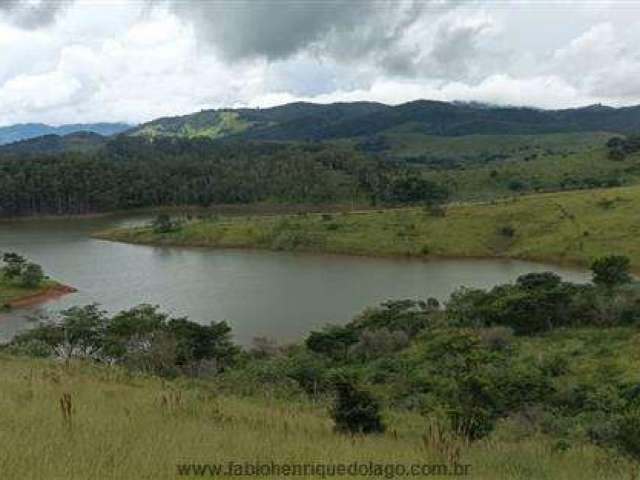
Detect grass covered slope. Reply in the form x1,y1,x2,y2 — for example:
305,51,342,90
97,185,640,270
0,354,628,480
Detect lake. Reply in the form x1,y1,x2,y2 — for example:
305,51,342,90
0,214,591,345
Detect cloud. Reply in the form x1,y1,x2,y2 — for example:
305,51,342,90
429,15,495,79
0,0,71,29
250,74,588,111
165,0,369,61
2,0,640,126
163,0,462,75
551,22,640,100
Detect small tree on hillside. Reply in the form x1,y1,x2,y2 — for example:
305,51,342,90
591,255,632,290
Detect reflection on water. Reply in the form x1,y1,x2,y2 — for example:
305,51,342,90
0,214,590,345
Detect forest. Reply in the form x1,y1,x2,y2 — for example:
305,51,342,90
0,136,448,217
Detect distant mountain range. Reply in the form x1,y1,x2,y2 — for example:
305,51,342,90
0,131,108,155
0,122,132,145
3,100,640,156
128,100,640,141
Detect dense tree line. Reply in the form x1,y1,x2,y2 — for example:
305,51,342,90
0,136,448,217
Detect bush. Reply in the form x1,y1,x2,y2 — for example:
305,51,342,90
306,325,358,360
151,214,179,234
498,226,515,238
477,327,514,351
349,328,409,360
330,378,385,434
589,409,640,461
10,303,238,375
351,300,433,337
591,255,632,290
250,336,279,358
446,275,576,335
1,252,26,279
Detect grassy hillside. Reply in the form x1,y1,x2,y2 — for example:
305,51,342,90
129,102,388,140
369,131,609,162
97,185,640,271
0,353,631,479
424,138,640,201
335,131,638,200
132,110,256,139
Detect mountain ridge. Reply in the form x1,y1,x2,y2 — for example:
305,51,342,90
0,122,132,145
127,100,640,141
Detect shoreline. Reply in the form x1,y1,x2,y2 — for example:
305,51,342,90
2,283,77,310
93,184,640,276
94,230,598,275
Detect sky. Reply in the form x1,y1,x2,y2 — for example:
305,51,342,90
1,0,640,126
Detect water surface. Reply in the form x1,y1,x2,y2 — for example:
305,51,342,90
0,215,590,344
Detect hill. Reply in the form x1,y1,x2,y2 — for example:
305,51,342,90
128,100,640,142
0,352,625,480
0,131,107,155
129,101,388,140
0,122,131,145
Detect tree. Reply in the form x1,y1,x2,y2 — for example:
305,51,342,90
21,262,44,287
2,252,26,279
591,255,632,290
306,325,358,360
167,318,238,371
330,378,385,434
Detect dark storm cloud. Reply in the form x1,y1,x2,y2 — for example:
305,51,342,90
164,0,461,74
0,0,70,29
167,0,376,61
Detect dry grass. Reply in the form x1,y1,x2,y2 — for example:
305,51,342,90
0,354,630,479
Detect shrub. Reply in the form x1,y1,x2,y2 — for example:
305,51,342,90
1,252,26,279
11,303,238,375
589,409,640,461
151,214,179,233
477,327,514,351
498,226,515,238
351,300,432,337
21,262,45,288
284,349,331,395
330,378,385,434
591,255,632,290
250,336,279,358
306,325,358,360
349,328,409,360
